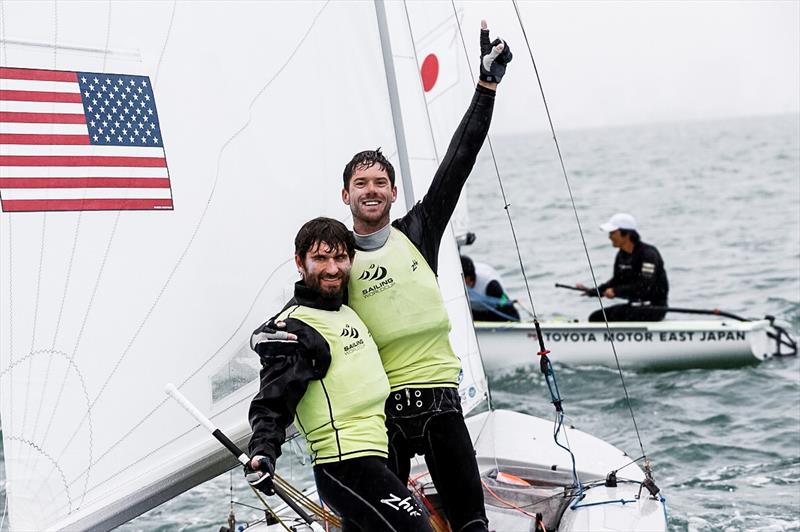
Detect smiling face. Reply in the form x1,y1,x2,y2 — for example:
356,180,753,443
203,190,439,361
295,241,352,298
341,163,397,234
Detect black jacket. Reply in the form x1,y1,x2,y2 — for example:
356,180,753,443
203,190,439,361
383,85,495,272
247,282,339,462
598,241,669,304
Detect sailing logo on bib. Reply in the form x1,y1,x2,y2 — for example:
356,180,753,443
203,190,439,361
359,263,394,298
340,324,360,338
340,323,365,354
358,263,388,281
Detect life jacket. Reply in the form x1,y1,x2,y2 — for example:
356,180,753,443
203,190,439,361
348,228,461,390
276,304,390,464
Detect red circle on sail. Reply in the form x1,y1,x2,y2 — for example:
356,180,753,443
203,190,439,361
421,54,439,92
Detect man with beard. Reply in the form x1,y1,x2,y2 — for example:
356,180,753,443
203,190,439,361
246,217,431,532
340,21,511,532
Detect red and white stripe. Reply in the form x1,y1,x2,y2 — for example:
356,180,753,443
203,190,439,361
0,67,173,212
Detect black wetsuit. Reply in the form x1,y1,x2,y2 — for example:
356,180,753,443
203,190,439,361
589,241,669,322
248,283,432,532
365,85,494,532
248,282,336,464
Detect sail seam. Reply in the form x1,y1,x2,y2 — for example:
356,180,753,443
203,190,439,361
8,435,72,514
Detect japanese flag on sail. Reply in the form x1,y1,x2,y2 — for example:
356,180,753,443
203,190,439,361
414,14,469,105
0,67,173,212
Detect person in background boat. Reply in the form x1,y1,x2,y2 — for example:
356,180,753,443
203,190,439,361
461,255,520,322
246,217,432,532
576,213,669,322
340,21,511,532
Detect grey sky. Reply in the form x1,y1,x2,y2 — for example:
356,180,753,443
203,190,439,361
472,0,800,134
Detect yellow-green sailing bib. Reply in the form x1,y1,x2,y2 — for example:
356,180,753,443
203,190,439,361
348,228,461,390
276,304,389,464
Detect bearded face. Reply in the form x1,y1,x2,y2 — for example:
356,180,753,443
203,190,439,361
296,241,352,298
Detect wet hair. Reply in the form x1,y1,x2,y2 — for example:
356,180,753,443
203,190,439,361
295,217,355,260
619,229,641,244
342,148,395,189
460,255,476,280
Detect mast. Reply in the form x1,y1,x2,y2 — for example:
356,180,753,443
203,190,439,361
373,0,416,210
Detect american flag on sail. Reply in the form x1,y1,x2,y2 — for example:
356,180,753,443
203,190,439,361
0,67,173,212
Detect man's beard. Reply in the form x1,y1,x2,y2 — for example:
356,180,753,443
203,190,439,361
307,274,347,299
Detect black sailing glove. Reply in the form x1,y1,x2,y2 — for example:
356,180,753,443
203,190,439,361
479,22,512,84
244,455,275,495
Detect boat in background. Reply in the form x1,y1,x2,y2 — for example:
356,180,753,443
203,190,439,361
476,318,797,371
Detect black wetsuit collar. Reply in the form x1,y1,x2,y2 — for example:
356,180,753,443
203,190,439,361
293,280,344,311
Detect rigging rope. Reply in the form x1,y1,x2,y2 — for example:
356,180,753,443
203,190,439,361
273,475,342,528
448,0,582,490
248,486,293,532
509,0,650,469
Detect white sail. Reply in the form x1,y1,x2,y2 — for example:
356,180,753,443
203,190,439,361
0,2,419,529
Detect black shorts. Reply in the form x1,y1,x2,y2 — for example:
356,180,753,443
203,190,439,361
385,386,489,532
314,456,433,532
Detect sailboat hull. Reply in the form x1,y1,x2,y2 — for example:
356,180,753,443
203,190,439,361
249,409,667,531
475,319,775,371
408,409,667,531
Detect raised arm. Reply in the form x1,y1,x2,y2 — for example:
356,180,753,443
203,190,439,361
395,22,511,272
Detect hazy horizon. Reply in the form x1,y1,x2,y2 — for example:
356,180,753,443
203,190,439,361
472,1,800,135
491,109,800,137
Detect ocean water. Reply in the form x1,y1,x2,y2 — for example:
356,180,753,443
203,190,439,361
1,113,798,531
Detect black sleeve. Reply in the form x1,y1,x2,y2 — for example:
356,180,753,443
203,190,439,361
596,280,611,294
598,252,623,294
247,315,331,462
393,85,495,273
614,247,662,301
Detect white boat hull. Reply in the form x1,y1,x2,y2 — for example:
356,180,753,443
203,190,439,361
476,319,775,371
417,409,667,531
252,409,667,531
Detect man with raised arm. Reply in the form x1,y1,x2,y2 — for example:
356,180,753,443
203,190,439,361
340,21,511,532
246,217,432,532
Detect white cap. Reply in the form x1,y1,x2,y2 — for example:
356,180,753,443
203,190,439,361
600,213,637,232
